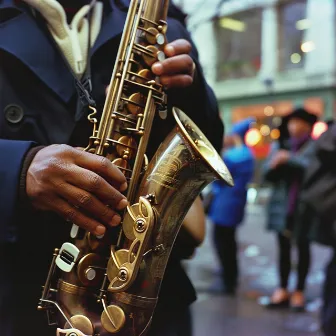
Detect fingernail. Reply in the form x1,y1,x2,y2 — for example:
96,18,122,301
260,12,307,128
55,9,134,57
110,214,121,226
117,198,128,210
165,45,174,56
160,78,169,86
152,63,163,75
95,225,106,235
120,182,128,192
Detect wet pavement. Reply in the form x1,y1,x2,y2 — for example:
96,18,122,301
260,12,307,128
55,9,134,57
184,203,332,336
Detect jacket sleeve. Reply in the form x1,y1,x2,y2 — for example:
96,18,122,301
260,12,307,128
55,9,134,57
286,140,316,172
315,125,336,169
262,141,282,182
166,19,224,153
263,140,315,183
0,139,35,242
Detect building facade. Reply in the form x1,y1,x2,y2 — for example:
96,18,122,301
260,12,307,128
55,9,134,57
175,0,336,129
174,0,336,183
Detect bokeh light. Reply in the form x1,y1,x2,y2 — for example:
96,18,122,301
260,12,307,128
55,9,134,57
291,53,301,64
260,125,271,136
301,41,315,53
245,128,262,147
270,129,280,140
264,106,274,116
311,121,328,140
272,117,282,127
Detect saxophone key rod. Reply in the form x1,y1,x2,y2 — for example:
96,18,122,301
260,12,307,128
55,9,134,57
97,0,147,155
38,248,59,310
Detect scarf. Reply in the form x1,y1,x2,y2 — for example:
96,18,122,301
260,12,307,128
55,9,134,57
287,133,310,215
23,0,103,77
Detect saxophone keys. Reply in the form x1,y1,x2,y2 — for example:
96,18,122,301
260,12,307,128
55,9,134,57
87,231,108,251
159,108,167,119
157,50,166,62
101,304,126,333
56,243,80,273
143,45,165,66
145,27,165,45
126,92,145,115
107,249,129,282
63,315,94,336
112,158,130,177
122,204,138,240
116,135,137,159
77,253,104,287
57,328,87,336
158,20,168,34
70,224,79,239
135,69,155,84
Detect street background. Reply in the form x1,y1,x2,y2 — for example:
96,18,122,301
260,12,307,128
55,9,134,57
185,201,332,336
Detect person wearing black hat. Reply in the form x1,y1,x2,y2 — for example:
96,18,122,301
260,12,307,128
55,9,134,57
263,107,318,311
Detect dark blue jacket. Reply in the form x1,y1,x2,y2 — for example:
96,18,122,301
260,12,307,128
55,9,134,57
209,145,254,227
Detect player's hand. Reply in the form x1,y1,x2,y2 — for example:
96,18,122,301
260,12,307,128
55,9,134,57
26,145,128,235
151,39,195,89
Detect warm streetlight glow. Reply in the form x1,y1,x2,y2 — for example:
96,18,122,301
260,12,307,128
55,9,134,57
245,128,262,147
264,106,274,116
270,129,280,140
301,41,316,53
260,125,270,136
311,121,328,140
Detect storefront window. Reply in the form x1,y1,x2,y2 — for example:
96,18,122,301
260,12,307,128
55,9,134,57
278,0,308,71
216,9,262,81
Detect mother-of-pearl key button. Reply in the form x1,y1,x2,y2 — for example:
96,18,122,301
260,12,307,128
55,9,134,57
56,242,80,272
85,268,96,281
70,224,79,239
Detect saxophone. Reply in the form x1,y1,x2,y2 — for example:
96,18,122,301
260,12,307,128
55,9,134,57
38,1,233,335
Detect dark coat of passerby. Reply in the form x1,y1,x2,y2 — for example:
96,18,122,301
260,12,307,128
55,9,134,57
208,118,255,294
294,121,336,336
263,107,317,311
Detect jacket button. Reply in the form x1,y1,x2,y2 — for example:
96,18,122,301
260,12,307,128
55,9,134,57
5,104,24,124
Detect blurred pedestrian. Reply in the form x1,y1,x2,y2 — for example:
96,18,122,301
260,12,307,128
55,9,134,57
294,120,336,335
263,107,317,312
208,118,255,295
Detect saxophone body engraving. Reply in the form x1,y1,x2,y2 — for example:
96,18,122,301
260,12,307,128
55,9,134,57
38,1,233,335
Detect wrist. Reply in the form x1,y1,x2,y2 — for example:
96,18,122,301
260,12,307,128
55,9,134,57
19,145,45,206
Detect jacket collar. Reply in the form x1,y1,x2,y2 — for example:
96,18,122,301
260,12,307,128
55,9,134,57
0,0,126,102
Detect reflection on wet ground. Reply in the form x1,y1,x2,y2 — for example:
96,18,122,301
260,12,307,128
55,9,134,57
184,204,332,336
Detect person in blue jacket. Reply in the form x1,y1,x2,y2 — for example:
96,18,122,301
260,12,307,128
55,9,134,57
208,118,255,295
0,1,224,335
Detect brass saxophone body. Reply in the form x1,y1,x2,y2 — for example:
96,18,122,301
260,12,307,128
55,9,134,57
38,1,233,335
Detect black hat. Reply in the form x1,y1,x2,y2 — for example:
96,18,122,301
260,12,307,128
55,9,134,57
286,107,318,126
277,107,318,147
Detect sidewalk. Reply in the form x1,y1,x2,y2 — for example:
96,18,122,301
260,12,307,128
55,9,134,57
184,204,332,336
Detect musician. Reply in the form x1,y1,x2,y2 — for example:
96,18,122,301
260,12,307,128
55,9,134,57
0,1,223,335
